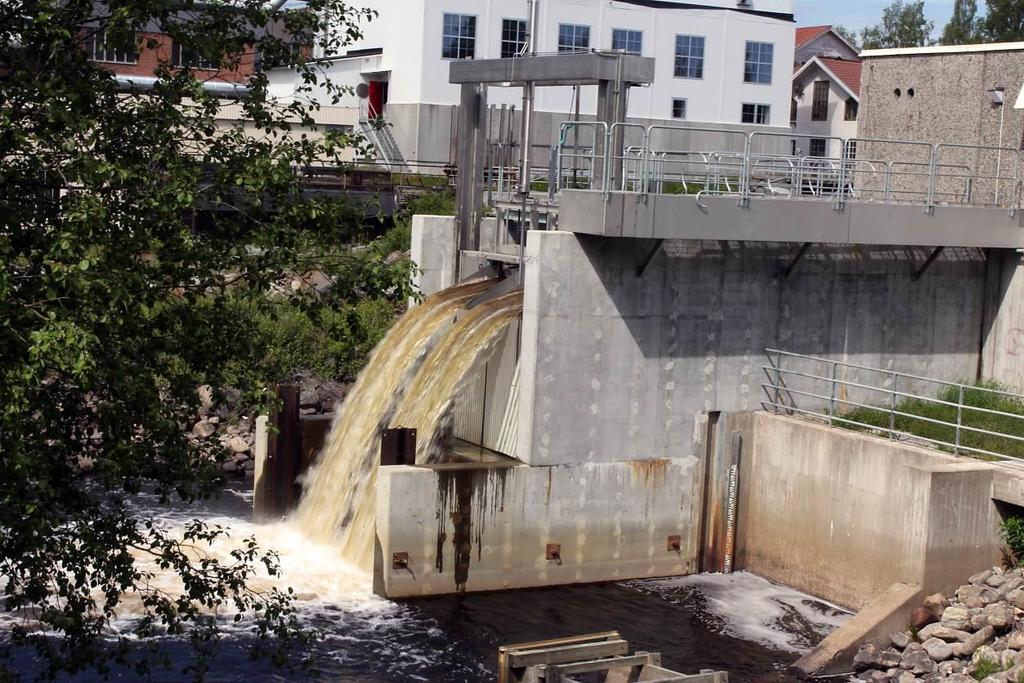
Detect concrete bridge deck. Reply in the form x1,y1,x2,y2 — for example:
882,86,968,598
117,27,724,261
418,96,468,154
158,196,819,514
558,190,1024,248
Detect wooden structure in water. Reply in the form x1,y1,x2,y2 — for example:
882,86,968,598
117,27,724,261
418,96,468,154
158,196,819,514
497,632,728,683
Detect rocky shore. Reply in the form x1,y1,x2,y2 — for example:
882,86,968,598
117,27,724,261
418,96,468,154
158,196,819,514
855,567,1024,682
189,375,344,476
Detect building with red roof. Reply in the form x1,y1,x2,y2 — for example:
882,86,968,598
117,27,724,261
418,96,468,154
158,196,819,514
791,25,861,157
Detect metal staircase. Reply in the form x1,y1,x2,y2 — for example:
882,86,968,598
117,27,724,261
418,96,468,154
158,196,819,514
358,101,407,171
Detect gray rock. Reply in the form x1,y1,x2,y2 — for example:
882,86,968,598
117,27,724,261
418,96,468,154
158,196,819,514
905,642,925,654
1002,650,1019,669
902,649,937,675
974,645,1000,665
879,649,904,668
938,660,965,676
897,673,918,683
207,416,220,425
922,637,953,662
944,675,976,683
923,593,949,619
242,460,255,472
892,631,914,649
965,626,998,656
227,436,250,454
983,603,1016,630
973,570,996,586
997,577,1024,599
919,623,971,642
1008,589,1024,611
222,460,239,473
192,420,217,439
943,606,973,630
857,644,882,672
990,573,1011,589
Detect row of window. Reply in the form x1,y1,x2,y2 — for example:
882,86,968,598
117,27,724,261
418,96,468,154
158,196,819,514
794,139,858,159
442,14,775,84
807,81,858,122
89,31,218,69
668,99,771,125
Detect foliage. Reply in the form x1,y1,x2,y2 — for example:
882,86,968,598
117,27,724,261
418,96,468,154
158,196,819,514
0,0,414,679
861,0,935,49
943,0,985,44
1000,516,1024,566
983,0,1024,42
841,382,1024,459
833,25,861,49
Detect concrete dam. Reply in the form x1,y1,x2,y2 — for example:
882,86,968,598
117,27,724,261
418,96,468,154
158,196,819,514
252,48,1024,676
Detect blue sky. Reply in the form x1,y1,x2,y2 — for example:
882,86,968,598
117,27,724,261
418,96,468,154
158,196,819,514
794,0,958,34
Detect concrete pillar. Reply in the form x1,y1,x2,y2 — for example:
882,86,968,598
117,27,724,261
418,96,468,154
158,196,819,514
455,83,488,276
597,78,628,191
410,215,458,300
981,249,1024,392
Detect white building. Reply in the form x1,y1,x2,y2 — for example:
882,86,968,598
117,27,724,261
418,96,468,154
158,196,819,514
272,0,796,167
790,27,861,158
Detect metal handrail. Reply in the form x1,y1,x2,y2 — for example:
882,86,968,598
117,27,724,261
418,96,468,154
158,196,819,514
761,348,1024,462
550,124,1024,216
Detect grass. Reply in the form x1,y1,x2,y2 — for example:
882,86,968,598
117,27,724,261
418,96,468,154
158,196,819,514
840,381,1024,460
973,655,1004,681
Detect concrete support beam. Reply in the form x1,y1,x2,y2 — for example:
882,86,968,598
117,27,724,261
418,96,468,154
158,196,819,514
410,215,458,299
455,83,488,274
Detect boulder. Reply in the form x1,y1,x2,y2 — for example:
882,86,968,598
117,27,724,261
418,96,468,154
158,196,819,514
901,649,938,675
896,673,917,683
919,623,971,642
227,436,250,454
892,631,914,649
192,420,217,439
964,626,997,656
973,570,995,586
878,649,904,669
938,660,965,676
222,460,239,473
997,577,1024,599
911,607,938,630
856,644,882,672
922,637,953,662
1001,650,1019,669
1007,589,1024,610
982,603,1016,630
943,606,972,630
973,645,1000,666
923,593,949,619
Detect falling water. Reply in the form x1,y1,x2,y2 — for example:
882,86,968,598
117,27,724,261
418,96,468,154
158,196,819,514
291,280,523,570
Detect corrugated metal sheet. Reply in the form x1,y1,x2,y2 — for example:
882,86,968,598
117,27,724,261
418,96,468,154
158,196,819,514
452,318,521,456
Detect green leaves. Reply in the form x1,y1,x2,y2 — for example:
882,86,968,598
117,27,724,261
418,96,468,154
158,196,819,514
0,0,402,679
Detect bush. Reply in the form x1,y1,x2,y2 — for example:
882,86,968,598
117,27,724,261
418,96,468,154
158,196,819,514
1001,516,1024,567
841,381,1024,459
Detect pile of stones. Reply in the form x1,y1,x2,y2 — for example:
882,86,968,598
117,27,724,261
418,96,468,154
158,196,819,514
854,567,1024,682
189,375,346,476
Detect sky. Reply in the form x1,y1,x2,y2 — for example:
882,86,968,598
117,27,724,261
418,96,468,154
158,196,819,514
794,0,958,35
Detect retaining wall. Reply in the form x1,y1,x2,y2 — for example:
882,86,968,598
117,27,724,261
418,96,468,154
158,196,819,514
374,457,700,597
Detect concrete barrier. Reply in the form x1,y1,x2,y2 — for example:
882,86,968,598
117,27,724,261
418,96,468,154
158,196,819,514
374,457,701,597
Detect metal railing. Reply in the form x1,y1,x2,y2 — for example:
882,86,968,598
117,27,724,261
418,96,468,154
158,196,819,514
761,348,1024,463
551,123,1023,215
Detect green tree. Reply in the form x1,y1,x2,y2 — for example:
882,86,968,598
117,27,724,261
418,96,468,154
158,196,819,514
833,24,861,49
861,0,936,49
984,0,1024,41
0,0,405,679
942,0,984,43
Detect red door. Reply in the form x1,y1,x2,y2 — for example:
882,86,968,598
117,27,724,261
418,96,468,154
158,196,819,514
368,81,385,119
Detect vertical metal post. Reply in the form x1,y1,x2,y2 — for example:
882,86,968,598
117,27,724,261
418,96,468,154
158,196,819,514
925,145,939,214
955,384,965,455
774,350,784,412
889,373,897,439
829,360,837,425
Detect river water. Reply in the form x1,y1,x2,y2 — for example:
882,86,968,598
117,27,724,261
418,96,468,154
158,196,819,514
9,482,850,682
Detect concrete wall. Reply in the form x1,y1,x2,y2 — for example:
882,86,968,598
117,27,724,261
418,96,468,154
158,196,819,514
410,215,458,298
735,413,1001,611
517,231,990,467
982,250,1024,393
375,457,701,597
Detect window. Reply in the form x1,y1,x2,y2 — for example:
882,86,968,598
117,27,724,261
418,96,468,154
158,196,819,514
844,140,858,160
501,19,527,59
741,103,770,125
790,98,797,125
442,13,476,60
558,24,590,52
845,97,859,121
674,35,704,79
671,98,687,120
612,29,642,55
744,41,774,84
809,138,828,157
172,42,218,70
90,30,138,64
811,81,829,121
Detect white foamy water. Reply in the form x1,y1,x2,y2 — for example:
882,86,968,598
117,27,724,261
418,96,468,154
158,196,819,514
629,571,852,654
